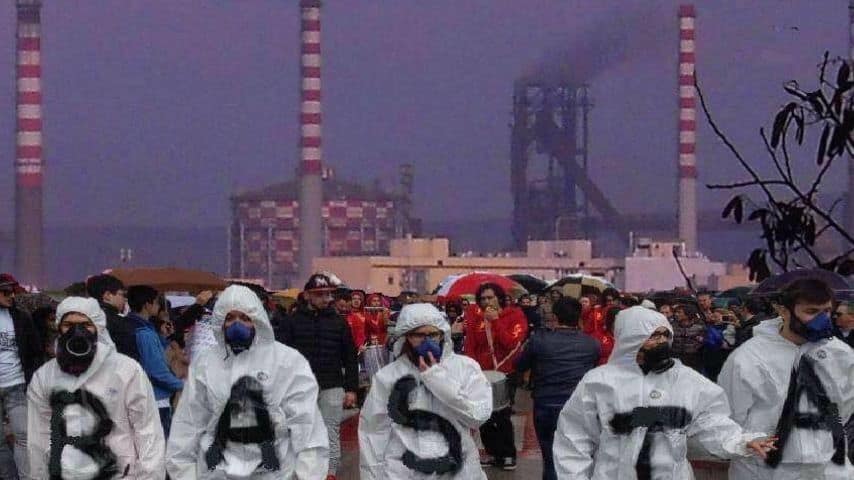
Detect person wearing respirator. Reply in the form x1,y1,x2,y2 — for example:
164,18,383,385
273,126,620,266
359,303,493,479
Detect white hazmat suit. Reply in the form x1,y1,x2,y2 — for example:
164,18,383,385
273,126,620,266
553,306,764,479
359,303,493,479
166,285,329,479
27,297,165,479
719,317,854,479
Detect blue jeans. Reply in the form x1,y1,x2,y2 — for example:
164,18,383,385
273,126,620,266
0,384,27,480
533,403,564,480
158,406,172,440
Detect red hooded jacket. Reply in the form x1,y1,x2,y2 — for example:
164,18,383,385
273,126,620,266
463,303,528,374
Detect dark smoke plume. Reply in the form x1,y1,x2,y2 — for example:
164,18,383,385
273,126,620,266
520,2,672,86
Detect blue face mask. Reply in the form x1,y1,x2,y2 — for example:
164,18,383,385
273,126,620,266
794,311,834,343
224,321,255,354
414,337,443,362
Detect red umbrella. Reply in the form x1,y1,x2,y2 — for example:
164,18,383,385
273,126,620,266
437,273,527,300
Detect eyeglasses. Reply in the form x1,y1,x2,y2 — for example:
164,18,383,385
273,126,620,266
407,331,443,341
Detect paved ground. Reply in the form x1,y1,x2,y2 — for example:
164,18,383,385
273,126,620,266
338,388,544,479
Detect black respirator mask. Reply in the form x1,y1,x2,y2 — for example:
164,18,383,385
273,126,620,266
56,324,97,376
639,342,675,375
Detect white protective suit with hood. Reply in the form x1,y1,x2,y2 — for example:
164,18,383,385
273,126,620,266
553,306,764,480
166,285,329,479
719,317,854,480
27,297,165,479
359,303,493,480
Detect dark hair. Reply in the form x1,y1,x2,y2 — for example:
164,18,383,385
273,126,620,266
127,285,160,313
335,289,353,301
696,291,713,298
552,297,582,327
674,303,700,319
779,278,834,311
601,288,620,302
604,306,621,333
475,282,509,308
744,297,770,316
86,274,124,301
621,296,640,307
31,306,55,346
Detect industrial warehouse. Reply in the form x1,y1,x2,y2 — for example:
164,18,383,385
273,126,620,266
0,1,853,479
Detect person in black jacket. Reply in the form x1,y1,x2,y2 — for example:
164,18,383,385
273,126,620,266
276,273,358,480
86,274,143,362
0,273,45,479
515,296,600,480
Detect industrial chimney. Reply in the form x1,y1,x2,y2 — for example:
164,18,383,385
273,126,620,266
847,1,854,235
14,0,44,287
297,0,324,284
677,4,698,254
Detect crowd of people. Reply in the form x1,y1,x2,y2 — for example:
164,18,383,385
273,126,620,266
0,269,852,479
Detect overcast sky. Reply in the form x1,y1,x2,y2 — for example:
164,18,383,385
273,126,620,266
0,0,847,229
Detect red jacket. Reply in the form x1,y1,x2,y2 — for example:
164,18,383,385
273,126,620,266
345,311,366,349
463,304,528,374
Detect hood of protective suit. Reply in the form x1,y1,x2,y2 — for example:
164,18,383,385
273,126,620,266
608,306,672,368
391,303,453,358
211,285,274,351
55,296,116,350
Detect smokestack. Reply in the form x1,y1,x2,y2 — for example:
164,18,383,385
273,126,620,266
677,4,698,255
297,0,324,283
14,0,44,287
847,0,854,236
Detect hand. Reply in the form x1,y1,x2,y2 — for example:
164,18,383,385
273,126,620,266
484,307,499,321
746,436,778,460
418,352,437,372
343,391,357,408
196,290,214,306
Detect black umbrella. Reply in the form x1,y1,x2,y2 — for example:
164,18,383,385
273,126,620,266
506,274,548,295
752,269,852,299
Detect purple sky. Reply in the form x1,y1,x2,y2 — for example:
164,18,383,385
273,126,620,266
0,0,847,230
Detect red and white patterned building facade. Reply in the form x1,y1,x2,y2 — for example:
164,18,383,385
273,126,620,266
230,181,397,288
677,4,698,254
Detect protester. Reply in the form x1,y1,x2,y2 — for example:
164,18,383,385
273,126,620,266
697,291,714,321
276,273,358,480
87,274,141,361
334,288,352,317
30,306,57,358
658,302,673,320
719,278,854,479
592,306,618,365
364,293,390,347
463,282,528,470
515,297,599,480
445,299,465,354
359,303,492,479
346,290,367,352
28,297,165,478
129,286,183,439
701,307,737,382
0,274,43,479
670,303,705,372
833,299,854,349
166,285,329,479
552,306,777,478
734,297,771,347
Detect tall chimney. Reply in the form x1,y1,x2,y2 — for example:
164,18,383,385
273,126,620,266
297,0,324,283
847,1,854,236
677,4,698,254
14,0,44,287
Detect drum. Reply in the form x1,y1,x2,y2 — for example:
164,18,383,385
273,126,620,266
362,344,389,379
483,370,510,411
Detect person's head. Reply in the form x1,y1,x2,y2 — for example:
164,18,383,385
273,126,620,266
444,300,462,320
833,301,854,331
54,297,110,376
519,294,533,307
0,274,24,309
604,306,621,333
609,306,673,372
537,294,549,307
601,288,620,307
86,274,127,312
580,296,591,310
127,285,161,318
213,285,273,355
154,316,175,339
673,303,699,325
399,291,418,306
476,282,509,311
743,297,769,318
658,303,673,318
303,273,336,311
334,289,352,314
697,292,713,311
711,308,735,325
31,306,57,357
548,289,563,302
552,297,582,327
636,326,674,372
366,293,384,309
778,278,835,343
351,290,365,310
393,303,450,365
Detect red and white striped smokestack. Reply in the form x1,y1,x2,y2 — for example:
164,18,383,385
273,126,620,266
677,4,698,254
14,0,44,286
298,0,324,283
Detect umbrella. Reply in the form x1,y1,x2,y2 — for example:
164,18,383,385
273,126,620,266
549,275,616,299
107,267,227,294
506,274,548,295
431,274,463,296
436,273,527,301
752,269,852,299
